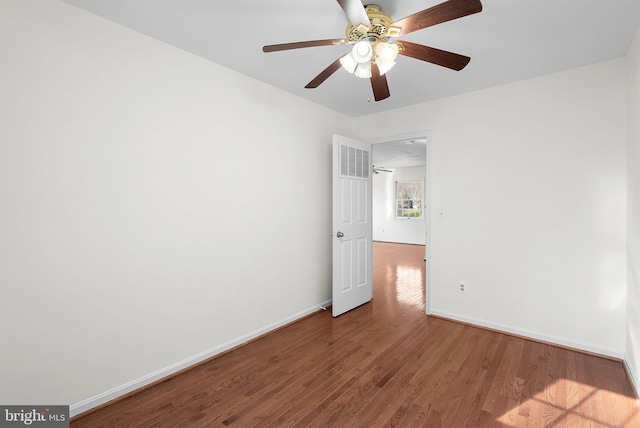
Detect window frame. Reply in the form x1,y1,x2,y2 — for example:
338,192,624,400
395,179,424,220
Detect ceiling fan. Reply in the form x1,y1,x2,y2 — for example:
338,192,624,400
263,0,482,102
373,165,393,174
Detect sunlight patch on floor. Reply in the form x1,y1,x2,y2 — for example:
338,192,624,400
395,264,423,306
495,378,640,427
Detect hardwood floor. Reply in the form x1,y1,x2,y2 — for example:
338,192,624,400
72,242,639,427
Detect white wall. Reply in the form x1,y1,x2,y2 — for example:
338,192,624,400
626,27,640,392
0,0,351,409
355,59,628,356
373,166,426,245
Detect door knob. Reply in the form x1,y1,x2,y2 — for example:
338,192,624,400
336,231,344,238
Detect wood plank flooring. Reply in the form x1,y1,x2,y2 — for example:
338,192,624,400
72,242,640,427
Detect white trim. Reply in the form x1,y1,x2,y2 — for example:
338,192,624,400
70,299,332,417
624,356,640,398
430,309,625,360
424,135,432,315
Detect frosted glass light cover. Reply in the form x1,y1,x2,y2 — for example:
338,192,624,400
375,42,399,75
375,42,399,62
340,53,358,74
377,60,396,76
352,40,373,64
354,61,371,79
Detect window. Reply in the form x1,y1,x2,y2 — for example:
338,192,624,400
396,180,423,219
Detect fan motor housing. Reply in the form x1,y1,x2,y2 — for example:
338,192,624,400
346,5,394,43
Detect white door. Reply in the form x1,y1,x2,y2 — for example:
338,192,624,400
332,134,373,317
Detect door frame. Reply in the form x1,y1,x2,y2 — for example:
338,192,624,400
367,130,432,315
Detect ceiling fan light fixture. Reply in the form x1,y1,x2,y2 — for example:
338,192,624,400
376,42,399,63
353,61,372,79
351,40,373,63
376,60,396,76
339,53,358,74
374,42,399,75
341,40,373,77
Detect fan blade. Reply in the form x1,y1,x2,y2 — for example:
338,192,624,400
398,41,470,71
336,0,371,27
393,0,482,36
370,63,390,101
305,58,343,89
263,39,346,53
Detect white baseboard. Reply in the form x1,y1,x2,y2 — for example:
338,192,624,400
624,356,640,398
70,299,332,417
430,309,625,360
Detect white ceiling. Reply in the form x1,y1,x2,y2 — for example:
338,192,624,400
61,0,640,118
373,139,427,168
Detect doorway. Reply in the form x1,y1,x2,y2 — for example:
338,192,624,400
369,131,431,314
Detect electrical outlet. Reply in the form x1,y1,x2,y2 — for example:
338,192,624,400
458,282,467,294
